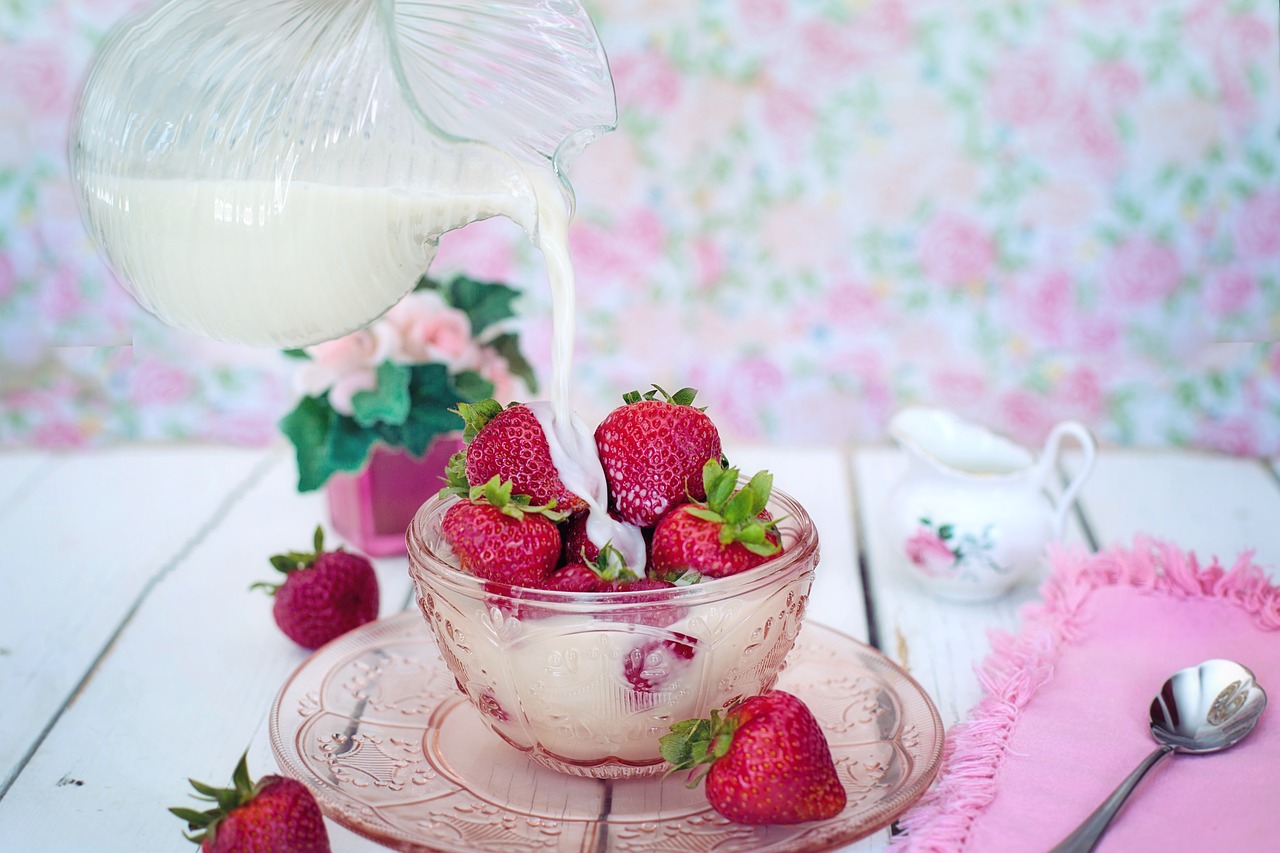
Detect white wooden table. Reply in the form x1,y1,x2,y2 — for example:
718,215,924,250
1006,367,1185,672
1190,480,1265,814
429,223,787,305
2,441,1278,851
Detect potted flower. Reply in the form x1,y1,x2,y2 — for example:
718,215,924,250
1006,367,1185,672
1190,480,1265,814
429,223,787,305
279,274,536,555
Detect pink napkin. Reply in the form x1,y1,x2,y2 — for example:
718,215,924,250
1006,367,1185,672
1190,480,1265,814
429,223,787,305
893,538,1280,852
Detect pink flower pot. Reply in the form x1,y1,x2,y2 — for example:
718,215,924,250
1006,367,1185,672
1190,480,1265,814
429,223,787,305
326,434,467,556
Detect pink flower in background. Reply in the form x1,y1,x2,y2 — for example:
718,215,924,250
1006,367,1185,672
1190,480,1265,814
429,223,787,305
0,41,71,118
34,421,88,449
1000,388,1055,446
800,20,865,77
612,49,682,113
691,238,726,292
1205,268,1257,317
129,358,196,405
382,289,476,368
930,368,989,407
988,52,1059,127
296,327,396,415
1021,271,1074,343
1197,416,1259,457
431,218,518,281
1087,62,1143,109
1061,95,1123,172
905,527,956,576
1235,190,1280,259
1104,237,1182,305
473,345,521,403
1056,366,1104,420
920,216,996,288
738,0,788,32
0,253,14,301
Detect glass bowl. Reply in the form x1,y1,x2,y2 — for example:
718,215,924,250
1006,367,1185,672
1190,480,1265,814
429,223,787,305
406,487,820,779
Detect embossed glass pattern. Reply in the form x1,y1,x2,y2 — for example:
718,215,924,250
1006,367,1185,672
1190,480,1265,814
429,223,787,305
404,487,820,778
269,613,945,852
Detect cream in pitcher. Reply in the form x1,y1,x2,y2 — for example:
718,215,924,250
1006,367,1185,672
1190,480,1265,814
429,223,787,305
69,0,615,351
882,406,1098,601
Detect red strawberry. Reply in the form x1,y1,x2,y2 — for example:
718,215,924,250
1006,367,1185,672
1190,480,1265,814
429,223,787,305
254,527,379,649
649,460,783,579
457,399,587,513
660,690,846,825
623,632,698,692
541,543,640,592
170,752,331,852
441,477,567,586
594,386,722,527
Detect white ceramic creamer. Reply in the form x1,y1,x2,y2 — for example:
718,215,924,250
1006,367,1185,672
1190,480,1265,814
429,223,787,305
882,407,1097,601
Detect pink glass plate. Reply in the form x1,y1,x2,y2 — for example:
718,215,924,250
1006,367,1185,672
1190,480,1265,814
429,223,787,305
269,612,944,853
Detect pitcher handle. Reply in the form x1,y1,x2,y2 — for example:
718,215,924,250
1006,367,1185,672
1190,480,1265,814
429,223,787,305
1040,421,1098,538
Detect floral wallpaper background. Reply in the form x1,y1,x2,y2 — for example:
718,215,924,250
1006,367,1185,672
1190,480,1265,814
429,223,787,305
2,0,1278,454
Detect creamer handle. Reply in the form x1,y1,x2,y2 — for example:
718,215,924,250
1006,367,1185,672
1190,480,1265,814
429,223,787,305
1040,421,1098,538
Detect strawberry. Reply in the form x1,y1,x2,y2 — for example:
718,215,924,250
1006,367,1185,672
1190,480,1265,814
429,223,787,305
660,690,846,825
594,386,722,527
253,526,379,649
457,399,588,513
170,752,331,852
649,460,783,579
623,632,698,693
441,476,568,586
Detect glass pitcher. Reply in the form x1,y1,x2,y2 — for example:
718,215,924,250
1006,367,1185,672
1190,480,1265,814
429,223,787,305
69,0,616,347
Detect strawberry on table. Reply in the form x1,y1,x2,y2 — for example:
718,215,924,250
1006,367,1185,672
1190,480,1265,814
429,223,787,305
458,398,588,513
442,476,568,586
660,690,847,825
170,752,331,852
594,385,722,527
649,459,783,579
253,526,379,649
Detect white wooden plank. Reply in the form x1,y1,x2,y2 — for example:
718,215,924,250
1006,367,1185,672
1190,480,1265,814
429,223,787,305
1070,449,1280,577
0,447,416,850
729,444,868,642
850,446,1090,728
0,449,55,511
0,445,272,794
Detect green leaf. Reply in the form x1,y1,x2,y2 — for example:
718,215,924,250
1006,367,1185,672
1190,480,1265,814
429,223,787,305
280,348,311,360
452,369,495,404
350,361,412,428
327,415,378,477
446,275,521,336
278,396,337,492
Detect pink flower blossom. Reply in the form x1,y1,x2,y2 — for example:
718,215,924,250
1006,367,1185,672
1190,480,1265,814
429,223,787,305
920,215,997,289
382,289,476,367
296,326,397,415
738,0,788,32
130,358,196,405
473,345,523,403
1021,270,1074,343
905,528,955,576
0,253,14,300
1205,267,1257,317
1103,237,1182,305
1235,190,1280,259
0,41,71,118
611,48,682,113
988,52,1059,127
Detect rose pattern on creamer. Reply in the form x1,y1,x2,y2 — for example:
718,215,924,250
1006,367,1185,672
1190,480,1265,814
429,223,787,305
904,517,1012,581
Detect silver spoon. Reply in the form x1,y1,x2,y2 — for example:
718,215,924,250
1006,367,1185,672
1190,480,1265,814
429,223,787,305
1051,658,1267,853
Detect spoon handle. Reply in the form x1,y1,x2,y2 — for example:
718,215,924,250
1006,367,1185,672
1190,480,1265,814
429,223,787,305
1049,744,1176,853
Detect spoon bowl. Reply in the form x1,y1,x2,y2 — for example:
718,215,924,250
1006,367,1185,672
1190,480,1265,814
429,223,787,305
1051,659,1267,853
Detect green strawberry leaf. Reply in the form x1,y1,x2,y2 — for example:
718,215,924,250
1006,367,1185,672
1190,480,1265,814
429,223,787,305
455,398,506,441
351,361,412,428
